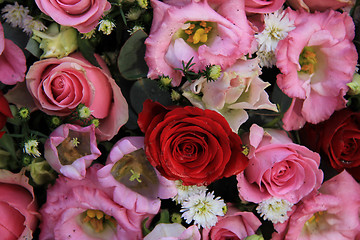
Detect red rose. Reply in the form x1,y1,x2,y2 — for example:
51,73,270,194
301,109,360,181
138,99,248,185
0,91,12,138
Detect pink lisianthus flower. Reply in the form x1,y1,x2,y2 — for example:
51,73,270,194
244,0,285,13
272,171,360,240
145,0,255,86
275,9,357,131
0,22,26,85
286,0,355,12
97,137,177,215
0,169,39,240
202,204,262,240
144,224,200,240
237,124,323,204
183,58,277,132
6,52,128,141
44,124,101,180
35,0,111,33
40,164,156,240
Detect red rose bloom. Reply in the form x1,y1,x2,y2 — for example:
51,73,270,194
301,109,360,180
0,91,12,138
138,100,248,185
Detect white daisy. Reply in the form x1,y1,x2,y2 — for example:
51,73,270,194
173,180,207,204
256,197,294,224
181,191,226,228
23,139,41,158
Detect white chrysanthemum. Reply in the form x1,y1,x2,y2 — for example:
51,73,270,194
1,2,30,29
256,9,295,67
98,20,116,35
22,17,47,35
256,198,294,224
173,180,207,204
181,191,226,229
23,139,41,158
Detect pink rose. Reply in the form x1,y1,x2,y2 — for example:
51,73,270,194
35,0,111,33
97,136,177,214
286,0,355,12
202,205,262,240
272,171,360,240
0,169,39,240
0,22,26,85
276,9,357,130
237,124,323,204
44,124,101,180
145,0,255,86
25,53,128,141
40,164,156,240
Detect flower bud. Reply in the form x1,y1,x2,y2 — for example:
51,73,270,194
32,23,78,59
244,234,264,240
347,73,360,95
29,158,57,185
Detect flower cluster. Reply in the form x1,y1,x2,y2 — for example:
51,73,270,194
0,0,359,239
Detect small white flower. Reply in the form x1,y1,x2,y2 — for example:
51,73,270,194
24,139,41,158
256,197,294,224
78,105,92,119
1,2,30,29
128,25,145,35
98,19,116,35
255,9,295,67
180,191,226,228
173,180,207,204
126,8,143,21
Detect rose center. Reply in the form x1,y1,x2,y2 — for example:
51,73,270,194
298,47,317,75
82,209,116,233
51,77,65,97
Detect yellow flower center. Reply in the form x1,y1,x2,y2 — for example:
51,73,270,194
302,211,325,234
57,130,91,165
177,21,215,48
299,47,317,75
82,209,116,233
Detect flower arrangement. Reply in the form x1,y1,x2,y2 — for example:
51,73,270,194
0,0,360,239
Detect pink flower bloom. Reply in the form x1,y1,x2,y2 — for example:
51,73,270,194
144,224,201,240
276,9,357,130
272,171,360,240
145,0,255,86
40,164,156,240
286,0,355,12
237,124,323,204
183,58,277,132
0,22,26,85
35,0,111,33
44,124,101,180
97,137,177,215
0,169,39,240
8,52,128,141
202,204,262,240
244,0,285,13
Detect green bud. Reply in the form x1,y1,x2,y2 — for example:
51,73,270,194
137,0,148,9
171,213,182,224
244,234,264,240
29,158,57,185
171,90,181,102
347,73,360,95
18,107,30,121
90,118,100,128
49,116,62,128
209,65,221,80
22,154,33,166
33,23,78,59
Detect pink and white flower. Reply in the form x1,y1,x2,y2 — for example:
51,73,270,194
275,9,357,130
237,124,323,204
286,0,355,12
144,224,200,240
40,164,156,240
272,171,360,240
44,124,101,180
145,0,255,86
97,137,177,214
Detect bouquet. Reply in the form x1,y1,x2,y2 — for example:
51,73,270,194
0,0,360,239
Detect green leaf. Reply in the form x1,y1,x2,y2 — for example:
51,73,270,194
271,83,292,114
77,35,100,68
118,30,148,80
25,38,42,58
130,78,172,114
